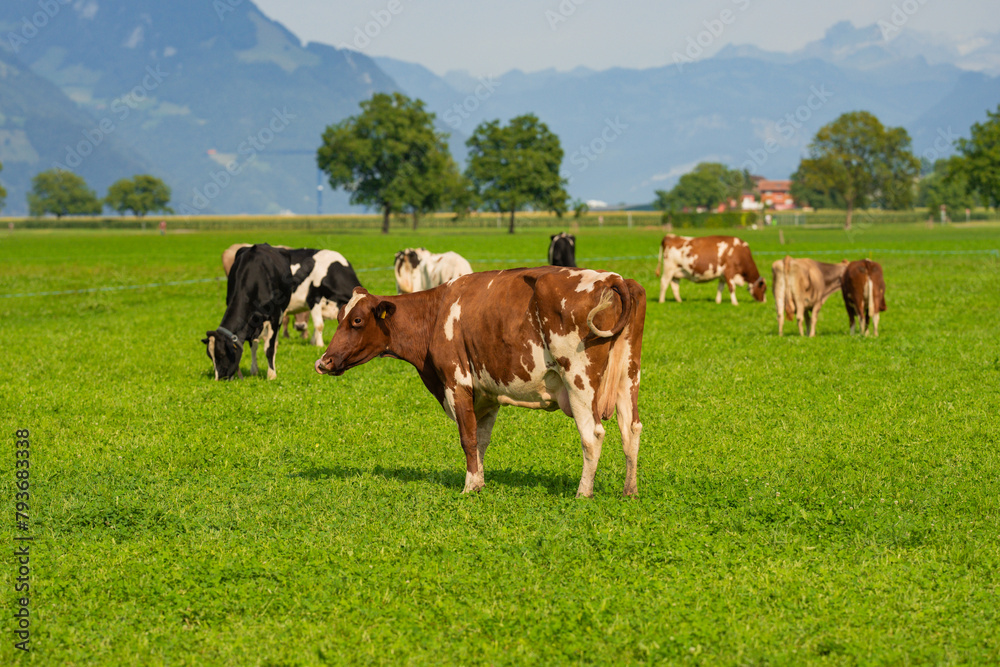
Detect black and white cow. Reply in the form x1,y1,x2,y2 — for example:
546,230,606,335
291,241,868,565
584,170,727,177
203,244,363,380
548,232,577,267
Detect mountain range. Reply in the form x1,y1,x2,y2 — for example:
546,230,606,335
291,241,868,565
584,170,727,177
0,1,997,215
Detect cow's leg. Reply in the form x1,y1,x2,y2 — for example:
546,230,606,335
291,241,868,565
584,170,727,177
670,278,681,303
658,266,675,303
716,279,725,304
475,406,500,473
454,391,484,493
309,304,325,347
615,378,642,498
570,393,606,498
796,303,806,336
728,278,739,306
282,313,291,339
249,338,259,376
808,303,821,337
262,320,279,379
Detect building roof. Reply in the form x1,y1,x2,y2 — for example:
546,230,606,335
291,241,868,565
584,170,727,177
758,179,791,193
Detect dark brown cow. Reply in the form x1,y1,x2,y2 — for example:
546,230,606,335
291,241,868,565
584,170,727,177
655,234,766,304
772,256,848,337
841,259,887,336
315,267,647,498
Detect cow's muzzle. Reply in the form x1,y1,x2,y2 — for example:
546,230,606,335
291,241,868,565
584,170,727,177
315,356,346,376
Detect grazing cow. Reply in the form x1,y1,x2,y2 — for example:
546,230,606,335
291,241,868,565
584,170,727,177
771,256,848,337
315,267,647,498
841,259,887,337
205,244,363,379
655,234,766,305
548,232,577,267
393,248,474,294
221,243,308,339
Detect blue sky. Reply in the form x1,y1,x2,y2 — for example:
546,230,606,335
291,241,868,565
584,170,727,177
252,0,1000,75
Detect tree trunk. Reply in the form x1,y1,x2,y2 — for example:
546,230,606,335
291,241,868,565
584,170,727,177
508,209,515,234
844,199,853,230
381,205,390,234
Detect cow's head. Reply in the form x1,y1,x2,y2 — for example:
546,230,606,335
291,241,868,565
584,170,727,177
393,248,426,294
203,327,243,380
750,276,767,302
316,288,395,376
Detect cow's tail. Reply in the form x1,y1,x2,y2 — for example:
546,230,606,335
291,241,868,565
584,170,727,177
781,256,794,321
864,273,875,324
654,241,664,278
587,279,632,340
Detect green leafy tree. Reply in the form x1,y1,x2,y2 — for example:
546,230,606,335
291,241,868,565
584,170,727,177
27,169,102,218
105,174,173,217
465,114,568,234
653,162,746,212
0,161,7,213
317,92,455,234
794,111,920,229
918,158,976,220
954,104,1000,208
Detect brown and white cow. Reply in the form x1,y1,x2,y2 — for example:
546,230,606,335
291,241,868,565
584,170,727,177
841,259,887,337
771,256,848,337
315,267,647,498
655,234,766,305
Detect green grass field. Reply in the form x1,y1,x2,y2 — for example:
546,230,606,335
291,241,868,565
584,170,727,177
1,223,999,665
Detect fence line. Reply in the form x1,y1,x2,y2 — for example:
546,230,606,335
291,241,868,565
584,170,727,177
3,249,995,300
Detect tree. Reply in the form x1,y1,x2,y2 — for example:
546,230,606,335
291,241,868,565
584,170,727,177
317,92,455,234
917,158,976,220
793,111,920,229
465,114,568,234
105,174,173,217
954,104,1000,208
653,162,746,212
27,170,102,218
0,161,6,213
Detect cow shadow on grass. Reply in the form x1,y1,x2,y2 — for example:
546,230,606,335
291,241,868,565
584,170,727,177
292,464,580,496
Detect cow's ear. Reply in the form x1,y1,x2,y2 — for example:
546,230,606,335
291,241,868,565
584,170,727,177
550,234,557,241
374,301,396,321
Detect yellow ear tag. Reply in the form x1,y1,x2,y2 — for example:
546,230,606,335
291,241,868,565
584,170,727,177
379,310,387,319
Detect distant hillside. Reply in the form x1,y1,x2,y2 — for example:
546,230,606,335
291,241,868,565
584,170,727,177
0,0,398,214
376,22,1000,206
0,48,149,215
2,5,997,214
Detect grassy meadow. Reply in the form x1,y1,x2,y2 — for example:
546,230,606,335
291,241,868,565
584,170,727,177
1,222,999,664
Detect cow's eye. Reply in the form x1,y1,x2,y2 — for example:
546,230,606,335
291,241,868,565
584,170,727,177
353,317,362,326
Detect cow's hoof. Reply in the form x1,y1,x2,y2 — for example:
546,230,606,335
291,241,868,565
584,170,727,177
575,491,593,499
266,369,277,380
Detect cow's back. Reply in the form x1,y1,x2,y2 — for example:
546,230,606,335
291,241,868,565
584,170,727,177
426,267,633,400
225,244,291,317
